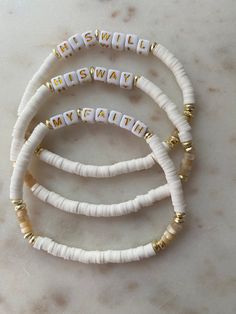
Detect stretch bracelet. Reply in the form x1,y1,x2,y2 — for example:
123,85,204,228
10,111,186,263
11,66,194,182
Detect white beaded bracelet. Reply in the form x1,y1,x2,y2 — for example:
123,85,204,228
10,111,186,263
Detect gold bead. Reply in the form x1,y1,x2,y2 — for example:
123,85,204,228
179,173,188,182
24,232,33,240
89,66,95,79
134,75,140,86
184,104,195,121
28,235,37,245
52,48,62,59
182,141,193,152
174,212,186,224
11,199,23,205
45,120,53,129
34,145,43,156
144,130,153,141
166,134,179,149
95,29,100,41
150,42,158,52
45,82,54,92
15,203,26,211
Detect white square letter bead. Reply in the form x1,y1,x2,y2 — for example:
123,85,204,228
131,120,147,137
120,72,134,89
137,39,150,56
68,33,84,51
81,30,97,48
107,69,121,86
99,30,113,48
63,71,79,87
51,75,66,91
50,114,66,129
112,32,126,51
63,110,79,125
57,41,73,58
94,67,108,82
108,111,123,126
125,34,139,52
81,108,95,123
120,115,135,131
77,67,92,84
95,108,109,123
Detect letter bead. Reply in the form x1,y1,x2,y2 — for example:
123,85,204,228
112,32,126,51
125,34,139,52
68,33,85,51
57,41,73,58
51,75,66,92
120,72,134,89
137,39,150,56
81,108,95,123
77,67,92,84
132,121,147,138
108,110,123,125
94,67,108,82
99,30,113,48
107,69,121,85
95,108,109,123
63,110,79,125
63,71,79,87
50,114,66,129
120,114,135,131
81,30,97,48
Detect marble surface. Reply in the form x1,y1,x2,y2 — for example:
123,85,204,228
0,0,236,313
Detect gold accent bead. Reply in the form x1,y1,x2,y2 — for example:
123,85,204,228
89,66,95,79
152,240,164,253
179,173,188,182
184,104,195,120
45,82,54,92
52,48,62,59
95,29,100,41
182,141,193,152
11,199,23,205
174,212,186,224
34,145,43,156
45,120,53,129
144,130,153,141
24,232,33,240
15,203,26,211
28,235,37,245
150,42,158,52
134,75,140,86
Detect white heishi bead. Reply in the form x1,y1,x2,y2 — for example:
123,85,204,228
63,110,79,125
108,111,123,126
107,69,121,86
77,67,92,84
131,120,147,138
81,30,96,48
81,108,95,123
120,72,134,89
94,67,107,82
95,108,109,123
63,71,79,87
137,39,150,56
68,33,84,51
99,30,113,48
112,32,126,51
57,41,73,58
50,114,66,129
125,34,139,52
51,75,66,91
120,114,135,131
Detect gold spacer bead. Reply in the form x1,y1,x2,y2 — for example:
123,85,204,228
45,120,53,129
11,199,23,205
166,134,179,149
15,203,26,211
174,212,186,224
89,66,95,79
28,235,37,245
52,48,62,59
144,130,153,141
134,75,140,86
34,145,44,156
182,141,193,152
150,42,158,52
95,29,100,41
179,173,188,182
24,232,33,240
45,82,54,92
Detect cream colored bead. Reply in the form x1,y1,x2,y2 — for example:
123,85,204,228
120,114,135,131
63,110,79,125
68,33,85,51
95,108,109,123
120,72,134,89
63,71,79,87
125,34,139,52
81,30,97,47
99,30,113,48
81,108,95,123
108,110,123,126
107,69,121,86
131,120,147,138
94,67,108,82
112,32,126,51
57,41,73,58
136,39,150,56
50,114,66,129
51,75,66,92
76,67,92,84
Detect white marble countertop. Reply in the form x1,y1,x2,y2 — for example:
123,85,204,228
0,0,236,313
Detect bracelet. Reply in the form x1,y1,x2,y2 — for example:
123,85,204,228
10,109,186,263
